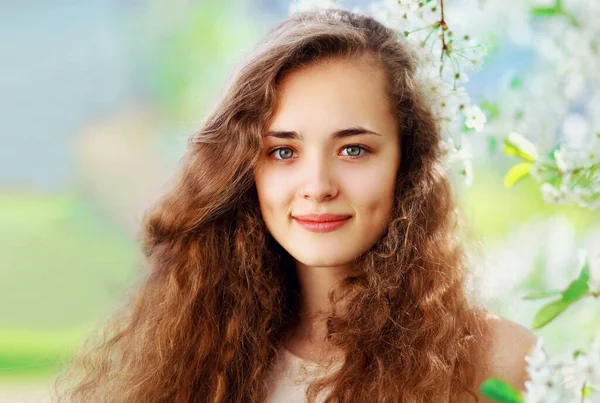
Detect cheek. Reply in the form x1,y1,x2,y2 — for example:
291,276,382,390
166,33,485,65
354,184,395,225
254,168,293,218
346,164,397,214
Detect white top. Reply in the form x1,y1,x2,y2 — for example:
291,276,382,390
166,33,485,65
264,348,452,402
264,347,342,403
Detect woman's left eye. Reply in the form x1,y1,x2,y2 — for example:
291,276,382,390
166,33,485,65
341,145,368,158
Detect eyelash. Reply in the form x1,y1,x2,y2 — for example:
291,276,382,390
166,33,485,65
267,144,370,163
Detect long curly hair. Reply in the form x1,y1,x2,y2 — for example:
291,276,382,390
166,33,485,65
53,8,492,403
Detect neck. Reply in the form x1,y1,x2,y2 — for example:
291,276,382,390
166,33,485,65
291,261,352,344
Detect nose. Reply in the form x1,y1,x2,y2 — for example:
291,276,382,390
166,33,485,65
298,158,338,202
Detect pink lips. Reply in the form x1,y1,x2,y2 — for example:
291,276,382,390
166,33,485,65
292,213,352,233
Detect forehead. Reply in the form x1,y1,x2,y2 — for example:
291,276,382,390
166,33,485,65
267,57,396,137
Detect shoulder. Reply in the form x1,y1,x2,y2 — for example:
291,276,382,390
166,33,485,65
473,312,538,402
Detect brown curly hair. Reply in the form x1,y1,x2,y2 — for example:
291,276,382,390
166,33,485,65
53,8,492,403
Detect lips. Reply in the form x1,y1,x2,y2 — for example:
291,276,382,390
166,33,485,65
292,213,352,222
292,214,352,233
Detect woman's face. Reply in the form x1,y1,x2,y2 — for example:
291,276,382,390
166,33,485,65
253,56,400,270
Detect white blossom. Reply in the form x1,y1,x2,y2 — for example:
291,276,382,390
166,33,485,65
563,72,585,100
540,183,564,204
523,338,578,403
464,105,487,133
508,132,540,161
553,146,571,173
571,331,600,395
589,331,600,386
562,113,590,149
397,0,421,13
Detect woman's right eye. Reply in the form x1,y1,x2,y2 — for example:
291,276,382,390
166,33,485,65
268,147,295,161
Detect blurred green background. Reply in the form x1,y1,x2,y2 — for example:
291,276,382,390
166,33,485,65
1,0,599,401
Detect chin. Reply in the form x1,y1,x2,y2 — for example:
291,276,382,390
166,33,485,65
291,251,355,268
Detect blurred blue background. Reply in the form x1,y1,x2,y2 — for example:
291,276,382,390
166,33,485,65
1,0,598,401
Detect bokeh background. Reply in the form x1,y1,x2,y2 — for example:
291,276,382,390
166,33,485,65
2,0,599,401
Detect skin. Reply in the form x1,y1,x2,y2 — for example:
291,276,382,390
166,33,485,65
252,56,538,400
253,55,400,360
470,312,539,403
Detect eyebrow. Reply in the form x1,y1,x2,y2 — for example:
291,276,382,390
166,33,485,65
263,126,383,140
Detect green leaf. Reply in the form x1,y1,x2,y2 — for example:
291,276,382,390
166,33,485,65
522,290,562,300
531,4,579,26
579,260,590,281
488,136,498,154
562,261,590,303
532,260,591,330
532,7,560,17
504,162,533,188
510,76,523,90
546,144,562,160
582,385,593,398
573,349,585,359
562,277,589,303
480,377,524,403
532,299,571,330
480,101,500,119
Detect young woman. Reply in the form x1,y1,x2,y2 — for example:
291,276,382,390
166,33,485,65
54,8,537,403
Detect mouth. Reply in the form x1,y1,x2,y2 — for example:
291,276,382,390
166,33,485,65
293,216,351,233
